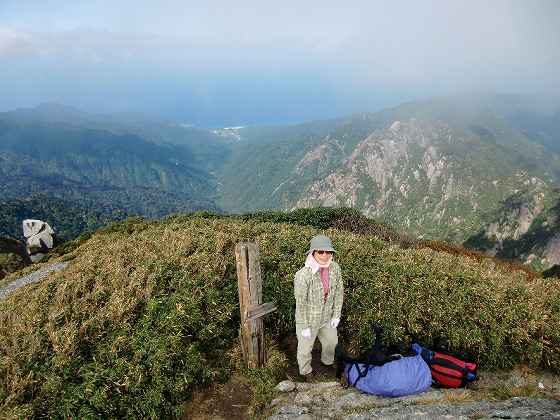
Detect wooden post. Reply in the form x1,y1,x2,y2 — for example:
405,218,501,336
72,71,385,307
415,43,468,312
235,242,277,368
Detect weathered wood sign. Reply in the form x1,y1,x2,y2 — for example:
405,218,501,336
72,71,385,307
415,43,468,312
235,242,277,368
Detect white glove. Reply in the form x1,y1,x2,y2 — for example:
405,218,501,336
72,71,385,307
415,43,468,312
330,318,340,328
300,328,311,339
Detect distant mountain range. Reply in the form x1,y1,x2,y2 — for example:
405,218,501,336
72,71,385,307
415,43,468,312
0,104,226,239
1,95,559,268
217,94,560,268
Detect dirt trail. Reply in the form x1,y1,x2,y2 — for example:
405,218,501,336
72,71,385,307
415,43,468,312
0,262,68,300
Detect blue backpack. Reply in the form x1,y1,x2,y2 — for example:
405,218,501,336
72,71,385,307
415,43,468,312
335,327,432,397
344,355,432,397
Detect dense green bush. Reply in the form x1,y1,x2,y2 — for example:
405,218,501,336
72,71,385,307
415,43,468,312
0,195,131,242
166,207,404,242
1,216,559,417
1,256,239,418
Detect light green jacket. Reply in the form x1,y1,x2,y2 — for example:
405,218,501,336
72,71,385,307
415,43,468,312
294,261,344,328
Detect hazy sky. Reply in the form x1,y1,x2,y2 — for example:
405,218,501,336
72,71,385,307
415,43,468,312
1,0,559,126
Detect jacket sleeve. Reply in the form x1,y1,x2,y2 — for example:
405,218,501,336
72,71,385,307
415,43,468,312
332,264,344,320
294,270,310,327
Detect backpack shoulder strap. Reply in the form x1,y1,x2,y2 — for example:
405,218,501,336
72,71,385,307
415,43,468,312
349,362,370,387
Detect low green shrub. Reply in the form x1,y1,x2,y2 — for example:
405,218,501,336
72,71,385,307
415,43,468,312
165,207,403,242
245,345,289,415
1,254,239,418
1,217,559,417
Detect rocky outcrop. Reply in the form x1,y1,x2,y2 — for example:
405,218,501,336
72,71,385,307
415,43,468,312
490,184,545,239
269,380,560,419
23,219,55,262
464,189,560,270
474,187,546,254
294,137,344,177
293,119,548,242
541,232,560,267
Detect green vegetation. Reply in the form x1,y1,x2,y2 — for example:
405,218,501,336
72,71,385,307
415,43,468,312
0,121,212,194
1,208,559,418
0,195,129,242
0,117,219,236
0,236,29,280
217,116,382,212
187,207,405,242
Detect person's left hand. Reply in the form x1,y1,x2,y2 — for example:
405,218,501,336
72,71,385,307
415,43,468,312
330,318,340,328
300,328,312,338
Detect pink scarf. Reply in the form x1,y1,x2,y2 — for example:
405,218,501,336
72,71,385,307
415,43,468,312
305,253,331,302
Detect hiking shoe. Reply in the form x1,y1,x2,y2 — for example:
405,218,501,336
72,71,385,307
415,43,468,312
297,371,313,382
318,362,336,379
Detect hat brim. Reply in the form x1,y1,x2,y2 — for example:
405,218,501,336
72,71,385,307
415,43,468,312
306,247,336,255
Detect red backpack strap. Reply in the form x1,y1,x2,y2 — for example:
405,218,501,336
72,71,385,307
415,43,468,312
433,352,474,370
430,352,476,388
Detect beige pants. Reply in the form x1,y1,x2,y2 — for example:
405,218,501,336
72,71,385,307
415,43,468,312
296,323,338,375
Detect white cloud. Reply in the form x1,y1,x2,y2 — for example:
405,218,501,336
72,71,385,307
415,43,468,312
0,0,558,121
0,27,33,56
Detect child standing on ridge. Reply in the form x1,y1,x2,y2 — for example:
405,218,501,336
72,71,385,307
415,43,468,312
294,234,344,378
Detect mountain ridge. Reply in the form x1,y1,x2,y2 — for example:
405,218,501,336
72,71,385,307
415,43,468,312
2,94,559,253
217,95,560,244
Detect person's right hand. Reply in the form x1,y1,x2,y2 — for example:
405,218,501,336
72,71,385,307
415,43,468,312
300,328,311,339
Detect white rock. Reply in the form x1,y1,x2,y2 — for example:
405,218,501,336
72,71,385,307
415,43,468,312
275,380,296,392
294,393,313,405
23,219,55,255
23,219,51,238
23,220,54,238
27,229,54,250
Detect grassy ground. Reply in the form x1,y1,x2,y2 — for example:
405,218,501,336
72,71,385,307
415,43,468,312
1,210,559,418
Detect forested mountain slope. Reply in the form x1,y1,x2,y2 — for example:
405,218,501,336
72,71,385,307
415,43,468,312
0,112,222,235
217,94,560,242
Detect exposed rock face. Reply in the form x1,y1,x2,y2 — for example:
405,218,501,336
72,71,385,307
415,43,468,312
294,137,344,177
464,189,560,270
542,233,560,267
219,97,560,245
22,219,55,262
478,188,546,255
292,120,548,242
